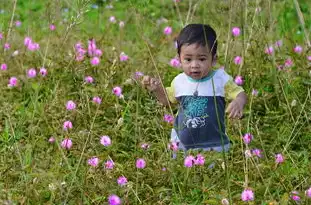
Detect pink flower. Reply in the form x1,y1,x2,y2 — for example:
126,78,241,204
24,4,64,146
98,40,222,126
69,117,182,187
108,194,121,205
90,57,100,65
117,176,128,186
168,141,179,151
275,40,283,47
252,149,263,158
48,137,55,143
241,189,254,201
134,71,144,79
92,96,102,104
284,58,293,67
24,37,32,46
27,68,37,78
232,27,241,37
100,136,111,146
109,16,116,23
136,158,146,169
49,24,56,31
293,45,302,54
4,43,10,50
243,133,253,144
164,114,174,123
119,52,129,61
39,68,47,77
105,160,114,169
184,155,195,167
170,58,181,67
84,76,94,83
76,55,84,61
194,154,205,165
291,191,300,201
27,42,40,51
163,26,172,35
88,39,96,56
88,157,99,167
307,56,311,61
61,138,72,149
112,86,122,97
275,153,284,164
265,46,274,55
119,21,125,28
141,143,150,150
95,49,102,57
8,77,18,87
305,187,311,198
63,121,73,131
66,100,76,110
1,63,7,71
15,21,21,27
234,56,242,65
0,32,3,40
252,89,258,96
234,75,244,85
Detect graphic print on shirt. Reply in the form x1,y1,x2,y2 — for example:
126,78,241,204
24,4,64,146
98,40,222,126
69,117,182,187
182,96,209,129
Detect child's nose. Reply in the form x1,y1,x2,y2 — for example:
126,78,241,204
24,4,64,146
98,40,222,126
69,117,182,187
190,60,199,68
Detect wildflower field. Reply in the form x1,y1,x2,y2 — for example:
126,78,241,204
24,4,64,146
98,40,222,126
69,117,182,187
0,0,311,204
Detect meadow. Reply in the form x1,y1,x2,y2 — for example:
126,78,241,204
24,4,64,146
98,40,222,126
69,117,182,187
0,0,311,204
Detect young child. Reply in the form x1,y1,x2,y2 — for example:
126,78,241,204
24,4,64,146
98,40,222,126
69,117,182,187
142,24,247,152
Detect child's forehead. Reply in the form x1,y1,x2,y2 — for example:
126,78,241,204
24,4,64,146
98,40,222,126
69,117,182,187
180,43,210,54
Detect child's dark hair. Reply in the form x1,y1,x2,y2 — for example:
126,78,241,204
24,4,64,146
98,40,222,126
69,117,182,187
176,24,217,59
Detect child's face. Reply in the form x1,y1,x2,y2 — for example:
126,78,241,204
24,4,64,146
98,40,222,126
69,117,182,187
179,43,215,80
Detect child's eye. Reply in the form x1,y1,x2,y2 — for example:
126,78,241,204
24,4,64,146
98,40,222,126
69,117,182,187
199,58,206,61
184,58,191,62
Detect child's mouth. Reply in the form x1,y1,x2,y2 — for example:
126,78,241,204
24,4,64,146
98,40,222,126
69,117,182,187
190,71,201,77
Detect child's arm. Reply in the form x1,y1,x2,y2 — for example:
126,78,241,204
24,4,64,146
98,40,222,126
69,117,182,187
141,75,170,106
226,91,247,119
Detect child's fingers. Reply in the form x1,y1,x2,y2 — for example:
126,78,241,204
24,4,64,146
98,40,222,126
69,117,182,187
142,76,151,85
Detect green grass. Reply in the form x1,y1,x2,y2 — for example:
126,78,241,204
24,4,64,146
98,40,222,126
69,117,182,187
0,0,311,204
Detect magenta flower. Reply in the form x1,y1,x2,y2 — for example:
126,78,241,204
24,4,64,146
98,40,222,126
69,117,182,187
136,158,146,169
105,160,114,169
305,187,311,198
184,155,195,168
234,56,242,65
275,153,284,164
170,58,181,67
163,114,174,123
4,43,10,50
243,133,253,144
194,154,205,166
24,37,32,46
241,189,254,201
49,24,56,31
66,100,76,110
27,68,37,78
168,141,179,151
163,26,172,35
119,52,129,61
275,40,283,47
84,76,94,83
117,176,128,186
265,46,274,55
1,63,7,71
15,21,21,27
119,21,125,28
234,75,244,85
48,137,55,143
112,86,122,97
293,45,303,54
307,56,311,61
100,136,111,146
252,89,258,96
39,68,47,77
108,194,121,205
0,32,3,40
63,121,73,131
290,191,300,201
232,27,241,37
8,77,18,87
27,42,40,51
92,96,102,104
284,58,293,67
109,16,116,23
61,138,73,149
90,57,100,65
88,157,99,167
95,49,102,57
141,143,150,150
88,39,96,56
252,149,263,158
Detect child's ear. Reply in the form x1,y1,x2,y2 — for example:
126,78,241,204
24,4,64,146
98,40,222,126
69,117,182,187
212,55,217,66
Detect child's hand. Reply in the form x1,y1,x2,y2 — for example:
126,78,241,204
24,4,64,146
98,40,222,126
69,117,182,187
226,92,247,119
142,75,161,92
